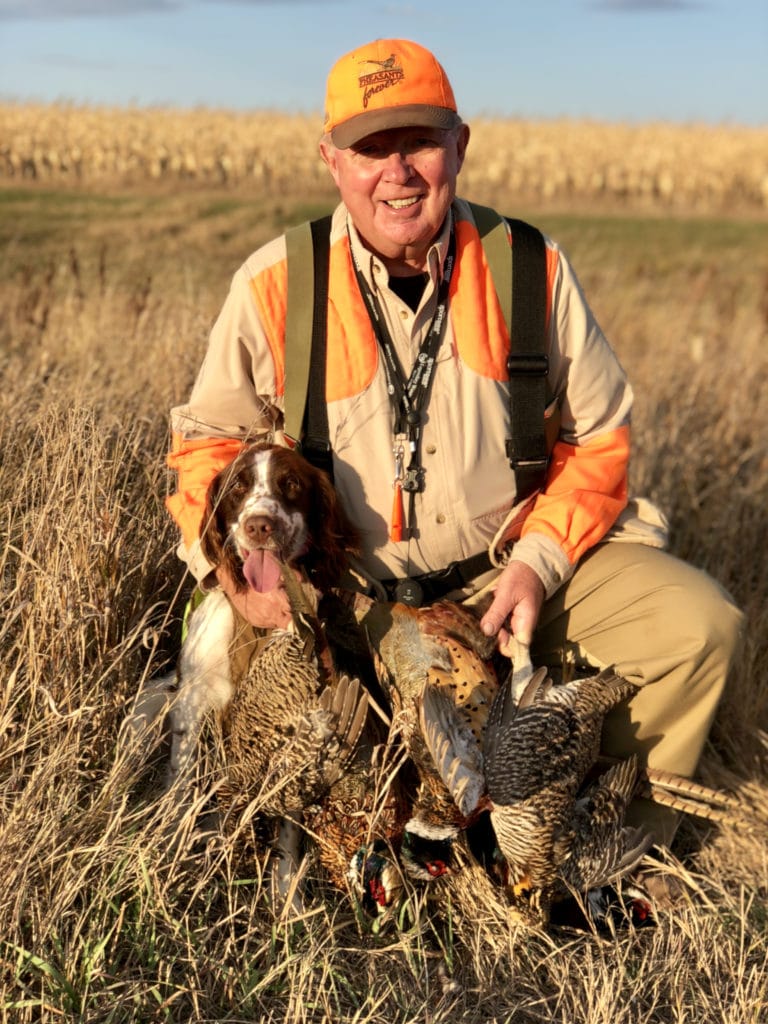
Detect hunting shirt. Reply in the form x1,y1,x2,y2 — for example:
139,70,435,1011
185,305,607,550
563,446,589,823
168,198,650,596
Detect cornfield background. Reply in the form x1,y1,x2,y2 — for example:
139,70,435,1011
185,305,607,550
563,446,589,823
0,104,767,1023
2,102,767,214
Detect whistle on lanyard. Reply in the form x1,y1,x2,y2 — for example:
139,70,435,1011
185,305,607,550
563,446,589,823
390,442,405,542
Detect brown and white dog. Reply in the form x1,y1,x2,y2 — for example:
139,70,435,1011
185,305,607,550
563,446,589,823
164,441,360,788
200,441,356,598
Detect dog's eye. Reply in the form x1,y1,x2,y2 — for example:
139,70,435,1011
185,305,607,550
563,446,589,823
228,479,248,498
280,473,302,501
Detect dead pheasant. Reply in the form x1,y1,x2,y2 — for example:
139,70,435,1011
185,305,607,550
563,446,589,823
421,663,744,925
220,567,368,818
420,666,652,923
358,598,513,881
220,574,412,915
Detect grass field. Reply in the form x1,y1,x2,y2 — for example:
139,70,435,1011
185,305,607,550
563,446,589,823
1,159,767,1023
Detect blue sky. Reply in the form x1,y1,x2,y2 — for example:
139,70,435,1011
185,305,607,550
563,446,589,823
0,1,765,126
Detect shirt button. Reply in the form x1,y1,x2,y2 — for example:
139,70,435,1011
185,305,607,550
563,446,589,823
399,309,408,320
426,444,437,454
436,513,446,524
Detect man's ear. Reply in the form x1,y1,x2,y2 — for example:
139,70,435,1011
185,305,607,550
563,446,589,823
455,123,471,172
319,136,341,186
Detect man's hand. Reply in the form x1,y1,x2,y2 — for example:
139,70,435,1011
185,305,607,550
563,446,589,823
479,559,545,649
215,564,292,630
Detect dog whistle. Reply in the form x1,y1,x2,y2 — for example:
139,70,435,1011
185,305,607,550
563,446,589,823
390,481,404,542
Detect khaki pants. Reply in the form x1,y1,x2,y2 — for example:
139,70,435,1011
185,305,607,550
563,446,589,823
521,543,742,845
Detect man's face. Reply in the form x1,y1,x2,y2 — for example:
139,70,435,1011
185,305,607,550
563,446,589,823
319,123,470,272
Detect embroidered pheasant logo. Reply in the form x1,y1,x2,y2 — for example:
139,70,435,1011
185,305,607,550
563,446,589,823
360,54,399,71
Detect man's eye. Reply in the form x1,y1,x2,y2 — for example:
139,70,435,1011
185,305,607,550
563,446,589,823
354,143,383,159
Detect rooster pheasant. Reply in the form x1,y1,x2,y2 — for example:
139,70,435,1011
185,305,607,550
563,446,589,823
357,598,530,882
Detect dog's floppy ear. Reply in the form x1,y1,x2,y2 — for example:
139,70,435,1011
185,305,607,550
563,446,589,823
200,460,246,589
200,464,225,566
303,465,360,590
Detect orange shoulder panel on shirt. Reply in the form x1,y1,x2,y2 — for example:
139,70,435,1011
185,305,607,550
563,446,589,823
326,233,379,402
544,244,557,335
248,261,288,397
248,234,379,404
450,219,558,380
451,218,509,380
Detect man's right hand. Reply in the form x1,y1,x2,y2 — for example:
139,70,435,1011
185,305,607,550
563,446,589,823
479,559,545,651
215,564,292,630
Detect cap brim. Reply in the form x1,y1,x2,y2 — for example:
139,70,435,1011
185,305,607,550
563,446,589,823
331,105,461,149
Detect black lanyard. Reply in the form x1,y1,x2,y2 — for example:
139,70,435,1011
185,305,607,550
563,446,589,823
350,228,456,539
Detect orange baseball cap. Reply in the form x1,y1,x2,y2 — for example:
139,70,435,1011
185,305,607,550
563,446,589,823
324,38,461,149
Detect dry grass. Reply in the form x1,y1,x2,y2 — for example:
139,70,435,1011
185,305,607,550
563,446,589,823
1,169,767,1022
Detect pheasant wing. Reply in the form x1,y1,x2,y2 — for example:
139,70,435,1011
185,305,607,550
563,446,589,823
418,681,486,819
565,755,653,892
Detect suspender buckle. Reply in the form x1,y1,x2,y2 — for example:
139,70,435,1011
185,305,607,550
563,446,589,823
506,353,549,377
298,438,334,478
504,445,549,471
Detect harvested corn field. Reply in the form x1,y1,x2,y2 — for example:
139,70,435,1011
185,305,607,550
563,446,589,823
1,101,766,213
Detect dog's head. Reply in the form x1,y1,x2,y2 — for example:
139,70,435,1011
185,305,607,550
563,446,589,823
201,443,359,593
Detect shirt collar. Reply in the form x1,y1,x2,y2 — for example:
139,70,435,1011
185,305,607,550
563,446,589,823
344,206,454,292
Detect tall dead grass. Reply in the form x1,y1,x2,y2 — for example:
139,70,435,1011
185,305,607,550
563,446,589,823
0,184,766,1022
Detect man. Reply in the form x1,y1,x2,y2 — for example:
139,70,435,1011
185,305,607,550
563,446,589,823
167,38,742,852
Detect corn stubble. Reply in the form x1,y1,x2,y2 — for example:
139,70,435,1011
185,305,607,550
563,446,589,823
0,134,766,1022
1,102,767,215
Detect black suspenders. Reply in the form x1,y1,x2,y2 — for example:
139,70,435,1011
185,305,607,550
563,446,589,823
283,206,551,501
502,216,550,501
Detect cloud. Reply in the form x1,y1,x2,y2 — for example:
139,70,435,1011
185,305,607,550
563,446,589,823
0,0,340,18
589,0,706,9
0,0,178,17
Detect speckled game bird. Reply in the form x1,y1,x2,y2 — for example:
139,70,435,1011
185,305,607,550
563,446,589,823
420,665,654,923
303,716,415,919
358,598,520,881
220,569,367,817
220,576,413,915
217,567,372,904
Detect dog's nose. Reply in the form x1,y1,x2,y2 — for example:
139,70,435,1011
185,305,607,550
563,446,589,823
243,514,274,543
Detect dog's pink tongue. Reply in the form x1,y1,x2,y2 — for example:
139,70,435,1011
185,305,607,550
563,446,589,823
242,550,283,593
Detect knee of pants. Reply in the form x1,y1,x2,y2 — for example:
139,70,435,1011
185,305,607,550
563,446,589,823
539,545,741,671
665,571,743,685
599,568,743,776
610,566,744,692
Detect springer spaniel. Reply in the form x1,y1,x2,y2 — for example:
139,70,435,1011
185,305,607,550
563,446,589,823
164,441,360,788
200,441,356,597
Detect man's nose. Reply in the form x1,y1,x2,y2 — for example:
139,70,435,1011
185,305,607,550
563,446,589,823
381,150,415,182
